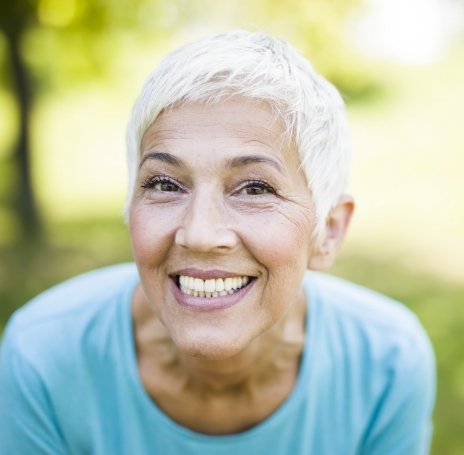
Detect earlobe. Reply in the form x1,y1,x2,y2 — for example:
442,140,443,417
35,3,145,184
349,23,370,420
308,195,354,271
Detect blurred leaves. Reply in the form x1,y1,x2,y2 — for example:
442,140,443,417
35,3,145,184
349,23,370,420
0,0,185,239
38,0,76,28
0,1,39,36
2,0,383,99
3,0,175,92
233,0,382,99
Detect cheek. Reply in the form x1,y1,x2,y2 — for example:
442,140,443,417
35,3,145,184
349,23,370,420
240,208,313,271
129,205,175,266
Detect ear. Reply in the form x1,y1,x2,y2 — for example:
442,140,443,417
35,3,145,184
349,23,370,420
308,194,354,271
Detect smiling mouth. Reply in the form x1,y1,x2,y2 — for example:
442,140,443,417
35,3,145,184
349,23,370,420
174,275,254,298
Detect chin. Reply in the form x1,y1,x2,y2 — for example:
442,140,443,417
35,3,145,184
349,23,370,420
173,328,251,361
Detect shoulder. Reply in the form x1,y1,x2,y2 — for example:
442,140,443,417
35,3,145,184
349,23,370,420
9,262,137,326
304,271,435,379
306,272,430,343
2,263,139,369
0,265,139,454
303,272,435,451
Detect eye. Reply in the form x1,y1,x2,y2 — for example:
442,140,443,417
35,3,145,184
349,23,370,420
141,175,182,192
238,179,276,196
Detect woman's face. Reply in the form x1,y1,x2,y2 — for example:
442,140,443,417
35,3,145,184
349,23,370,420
130,98,317,359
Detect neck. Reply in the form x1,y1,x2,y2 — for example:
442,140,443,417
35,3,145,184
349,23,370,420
132,285,307,395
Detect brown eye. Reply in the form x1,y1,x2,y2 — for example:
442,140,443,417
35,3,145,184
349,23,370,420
156,181,179,192
239,180,276,196
141,175,182,192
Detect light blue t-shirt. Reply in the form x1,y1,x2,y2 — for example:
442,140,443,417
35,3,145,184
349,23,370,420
0,264,435,454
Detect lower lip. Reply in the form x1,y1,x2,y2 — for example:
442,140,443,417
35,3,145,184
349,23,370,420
169,278,255,312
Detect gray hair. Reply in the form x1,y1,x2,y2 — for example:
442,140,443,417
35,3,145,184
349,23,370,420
125,30,351,240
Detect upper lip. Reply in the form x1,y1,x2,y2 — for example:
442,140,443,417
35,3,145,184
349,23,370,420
170,268,256,280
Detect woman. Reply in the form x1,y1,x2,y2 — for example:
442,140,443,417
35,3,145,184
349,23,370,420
0,30,435,454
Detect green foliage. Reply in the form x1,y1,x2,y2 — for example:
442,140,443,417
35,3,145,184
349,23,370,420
0,0,179,94
0,0,39,36
0,0,381,100
236,0,381,99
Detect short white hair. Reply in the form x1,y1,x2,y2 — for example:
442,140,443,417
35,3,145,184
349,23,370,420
125,30,351,240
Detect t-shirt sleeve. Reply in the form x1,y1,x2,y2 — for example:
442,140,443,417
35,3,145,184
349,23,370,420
360,325,436,455
0,324,67,455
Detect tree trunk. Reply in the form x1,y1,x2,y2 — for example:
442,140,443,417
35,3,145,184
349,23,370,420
6,30,42,238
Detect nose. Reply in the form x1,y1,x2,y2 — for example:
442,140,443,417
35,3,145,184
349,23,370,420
175,187,239,253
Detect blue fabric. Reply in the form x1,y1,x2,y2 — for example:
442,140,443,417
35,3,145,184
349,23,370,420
0,264,435,454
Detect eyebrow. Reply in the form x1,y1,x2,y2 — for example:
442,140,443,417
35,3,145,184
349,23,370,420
139,151,285,174
139,151,183,169
226,155,285,174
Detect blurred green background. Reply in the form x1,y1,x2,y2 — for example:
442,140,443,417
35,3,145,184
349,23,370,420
1,0,463,452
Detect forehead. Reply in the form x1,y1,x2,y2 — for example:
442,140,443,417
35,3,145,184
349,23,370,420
140,99,297,164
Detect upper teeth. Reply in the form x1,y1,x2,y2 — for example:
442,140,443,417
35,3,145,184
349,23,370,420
179,275,250,297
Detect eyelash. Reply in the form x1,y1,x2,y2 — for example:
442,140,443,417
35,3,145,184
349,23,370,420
141,175,276,196
141,175,182,192
238,179,276,196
